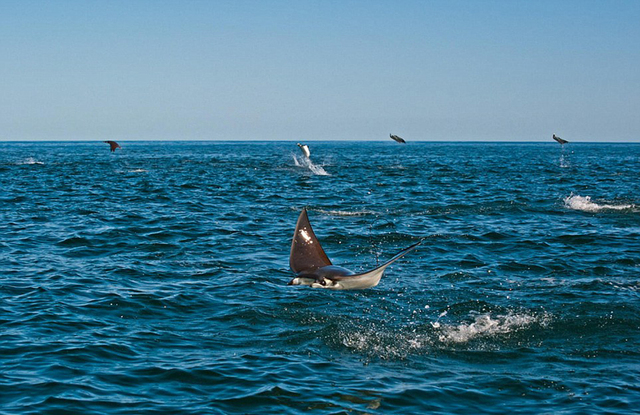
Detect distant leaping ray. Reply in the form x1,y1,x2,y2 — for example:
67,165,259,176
390,134,406,144
104,141,121,152
297,143,311,158
288,208,422,289
552,134,568,145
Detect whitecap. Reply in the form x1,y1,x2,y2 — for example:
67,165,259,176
315,209,377,217
16,157,44,165
564,194,634,212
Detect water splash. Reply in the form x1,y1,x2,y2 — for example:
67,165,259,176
293,155,329,176
564,194,634,212
558,144,571,168
336,310,551,359
339,322,432,359
436,312,551,344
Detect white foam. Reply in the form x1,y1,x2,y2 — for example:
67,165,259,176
293,155,329,176
336,311,551,358
127,169,148,173
437,312,550,344
16,157,44,165
564,194,634,212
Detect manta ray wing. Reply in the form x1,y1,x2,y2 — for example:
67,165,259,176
552,135,568,145
297,143,311,158
289,208,332,274
104,141,121,152
328,239,423,289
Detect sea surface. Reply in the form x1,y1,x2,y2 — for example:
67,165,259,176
1,141,639,414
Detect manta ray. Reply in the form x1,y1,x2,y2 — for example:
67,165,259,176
552,134,568,145
390,134,406,144
297,143,311,158
288,208,422,289
104,141,121,152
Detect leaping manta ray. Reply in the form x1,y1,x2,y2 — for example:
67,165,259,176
390,134,406,144
104,141,121,152
288,208,422,289
552,134,568,145
297,143,311,158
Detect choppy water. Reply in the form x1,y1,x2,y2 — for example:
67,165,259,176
1,141,639,414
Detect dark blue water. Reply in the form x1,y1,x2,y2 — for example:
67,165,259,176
1,141,639,414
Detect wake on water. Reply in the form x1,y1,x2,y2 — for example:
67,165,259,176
564,194,635,212
293,154,329,176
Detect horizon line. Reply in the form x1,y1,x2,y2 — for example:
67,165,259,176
1,139,639,144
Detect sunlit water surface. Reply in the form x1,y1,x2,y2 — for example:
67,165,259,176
1,141,639,414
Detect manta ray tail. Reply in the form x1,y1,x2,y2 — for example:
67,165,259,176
329,239,423,289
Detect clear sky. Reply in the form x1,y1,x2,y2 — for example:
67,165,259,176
1,0,639,141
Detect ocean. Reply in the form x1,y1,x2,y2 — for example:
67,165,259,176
1,141,639,414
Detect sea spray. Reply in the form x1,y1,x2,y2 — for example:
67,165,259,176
564,194,634,212
293,154,329,176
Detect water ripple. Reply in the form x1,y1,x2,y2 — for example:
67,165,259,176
1,142,639,413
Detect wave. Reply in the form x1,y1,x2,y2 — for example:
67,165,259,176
292,155,329,176
564,194,635,212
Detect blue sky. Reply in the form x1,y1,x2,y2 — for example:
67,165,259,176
1,0,639,141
